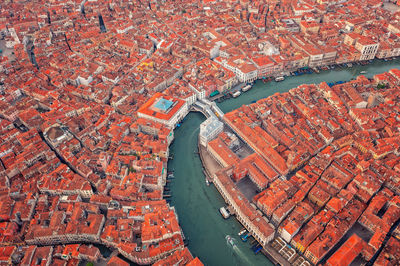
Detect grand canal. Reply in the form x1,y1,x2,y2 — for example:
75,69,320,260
167,59,400,266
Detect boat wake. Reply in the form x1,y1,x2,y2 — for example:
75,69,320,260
225,235,253,266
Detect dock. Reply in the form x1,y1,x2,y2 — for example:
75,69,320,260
227,206,235,215
198,140,222,183
210,92,229,102
261,245,291,266
209,82,245,102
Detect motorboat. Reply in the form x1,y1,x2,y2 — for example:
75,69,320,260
238,228,247,236
226,235,236,247
242,84,252,92
232,91,241,98
220,207,230,219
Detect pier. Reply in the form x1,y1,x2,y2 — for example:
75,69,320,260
261,245,292,266
209,91,230,102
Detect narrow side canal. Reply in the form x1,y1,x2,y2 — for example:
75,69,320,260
168,59,400,266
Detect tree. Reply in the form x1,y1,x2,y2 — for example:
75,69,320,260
377,83,387,89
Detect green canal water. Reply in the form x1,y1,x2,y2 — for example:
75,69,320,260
167,59,400,266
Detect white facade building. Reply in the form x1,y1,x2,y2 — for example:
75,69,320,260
355,38,379,61
199,116,224,146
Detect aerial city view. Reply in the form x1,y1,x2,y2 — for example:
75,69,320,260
1,0,400,265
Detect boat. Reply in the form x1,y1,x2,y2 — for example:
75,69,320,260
347,63,353,68
251,243,260,251
240,233,250,242
232,91,241,98
205,178,210,186
238,228,247,236
210,90,220,97
254,245,263,254
242,84,252,92
226,235,236,247
219,207,230,219
275,76,284,82
360,71,367,74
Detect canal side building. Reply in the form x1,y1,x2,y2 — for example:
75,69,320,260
137,93,188,129
344,33,380,61
207,137,240,168
213,169,275,247
202,132,276,251
199,116,224,147
223,113,289,177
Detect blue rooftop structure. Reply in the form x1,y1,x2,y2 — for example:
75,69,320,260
153,98,174,112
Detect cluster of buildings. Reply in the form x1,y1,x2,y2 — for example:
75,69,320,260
0,0,207,264
0,244,101,266
203,69,400,265
1,0,400,264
